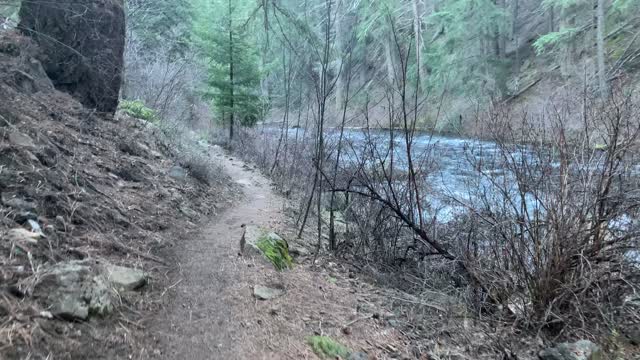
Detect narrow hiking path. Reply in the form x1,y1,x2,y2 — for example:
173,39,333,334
146,147,408,360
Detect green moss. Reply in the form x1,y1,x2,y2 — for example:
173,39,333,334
306,336,350,359
119,100,158,122
256,233,293,271
594,143,608,151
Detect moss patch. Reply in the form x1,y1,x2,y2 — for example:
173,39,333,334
256,233,293,271
306,336,350,359
119,100,158,122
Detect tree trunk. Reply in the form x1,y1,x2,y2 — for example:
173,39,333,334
228,0,235,142
596,0,608,98
412,0,426,85
384,32,396,87
512,0,520,91
559,7,575,77
335,1,344,111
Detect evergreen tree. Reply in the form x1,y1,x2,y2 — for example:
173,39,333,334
193,0,263,141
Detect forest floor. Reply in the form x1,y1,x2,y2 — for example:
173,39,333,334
143,146,411,360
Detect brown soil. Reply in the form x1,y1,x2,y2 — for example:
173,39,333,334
142,149,410,359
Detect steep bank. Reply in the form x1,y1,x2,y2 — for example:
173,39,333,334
0,31,236,359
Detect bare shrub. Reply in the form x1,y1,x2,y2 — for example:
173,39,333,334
449,84,640,335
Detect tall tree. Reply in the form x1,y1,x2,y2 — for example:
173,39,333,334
193,0,263,141
595,0,608,97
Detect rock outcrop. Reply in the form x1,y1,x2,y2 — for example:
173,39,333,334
28,261,147,321
31,261,113,321
18,0,125,114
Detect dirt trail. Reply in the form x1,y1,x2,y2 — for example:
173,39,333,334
148,147,287,359
147,147,405,360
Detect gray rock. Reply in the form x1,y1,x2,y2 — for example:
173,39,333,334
8,131,35,148
19,0,125,113
289,244,311,257
2,197,36,212
168,165,188,180
539,340,602,360
103,264,146,291
242,225,275,256
31,261,113,320
253,284,285,300
349,352,369,360
180,206,199,219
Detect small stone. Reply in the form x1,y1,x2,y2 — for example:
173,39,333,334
168,165,188,180
27,219,42,233
349,352,369,360
387,319,400,327
103,264,147,291
253,284,285,300
8,131,35,148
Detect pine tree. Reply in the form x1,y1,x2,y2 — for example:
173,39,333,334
193,0,263,141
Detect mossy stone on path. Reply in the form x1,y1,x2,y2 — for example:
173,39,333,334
243,225,292,271
256,233,292,271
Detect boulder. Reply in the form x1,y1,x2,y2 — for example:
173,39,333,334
7,131,35,148
103,264,146,291
242,225,266,256
539,340,602,360
253,284,285,300
19,0,125,114
31,261,113,320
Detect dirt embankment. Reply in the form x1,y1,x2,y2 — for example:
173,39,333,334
0,31,236,359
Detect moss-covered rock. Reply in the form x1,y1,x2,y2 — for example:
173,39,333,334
256,233,292,271
242,225,292,271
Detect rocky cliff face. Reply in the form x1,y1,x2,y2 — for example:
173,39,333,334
18,0,125,114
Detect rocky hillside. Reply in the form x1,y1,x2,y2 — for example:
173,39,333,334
0,31,236,359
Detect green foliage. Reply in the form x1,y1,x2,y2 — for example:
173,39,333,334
256,234,293,271
191,0,264,130
306,336,351,359
533,27,578,54
119,100,158,122
425,0,511,97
